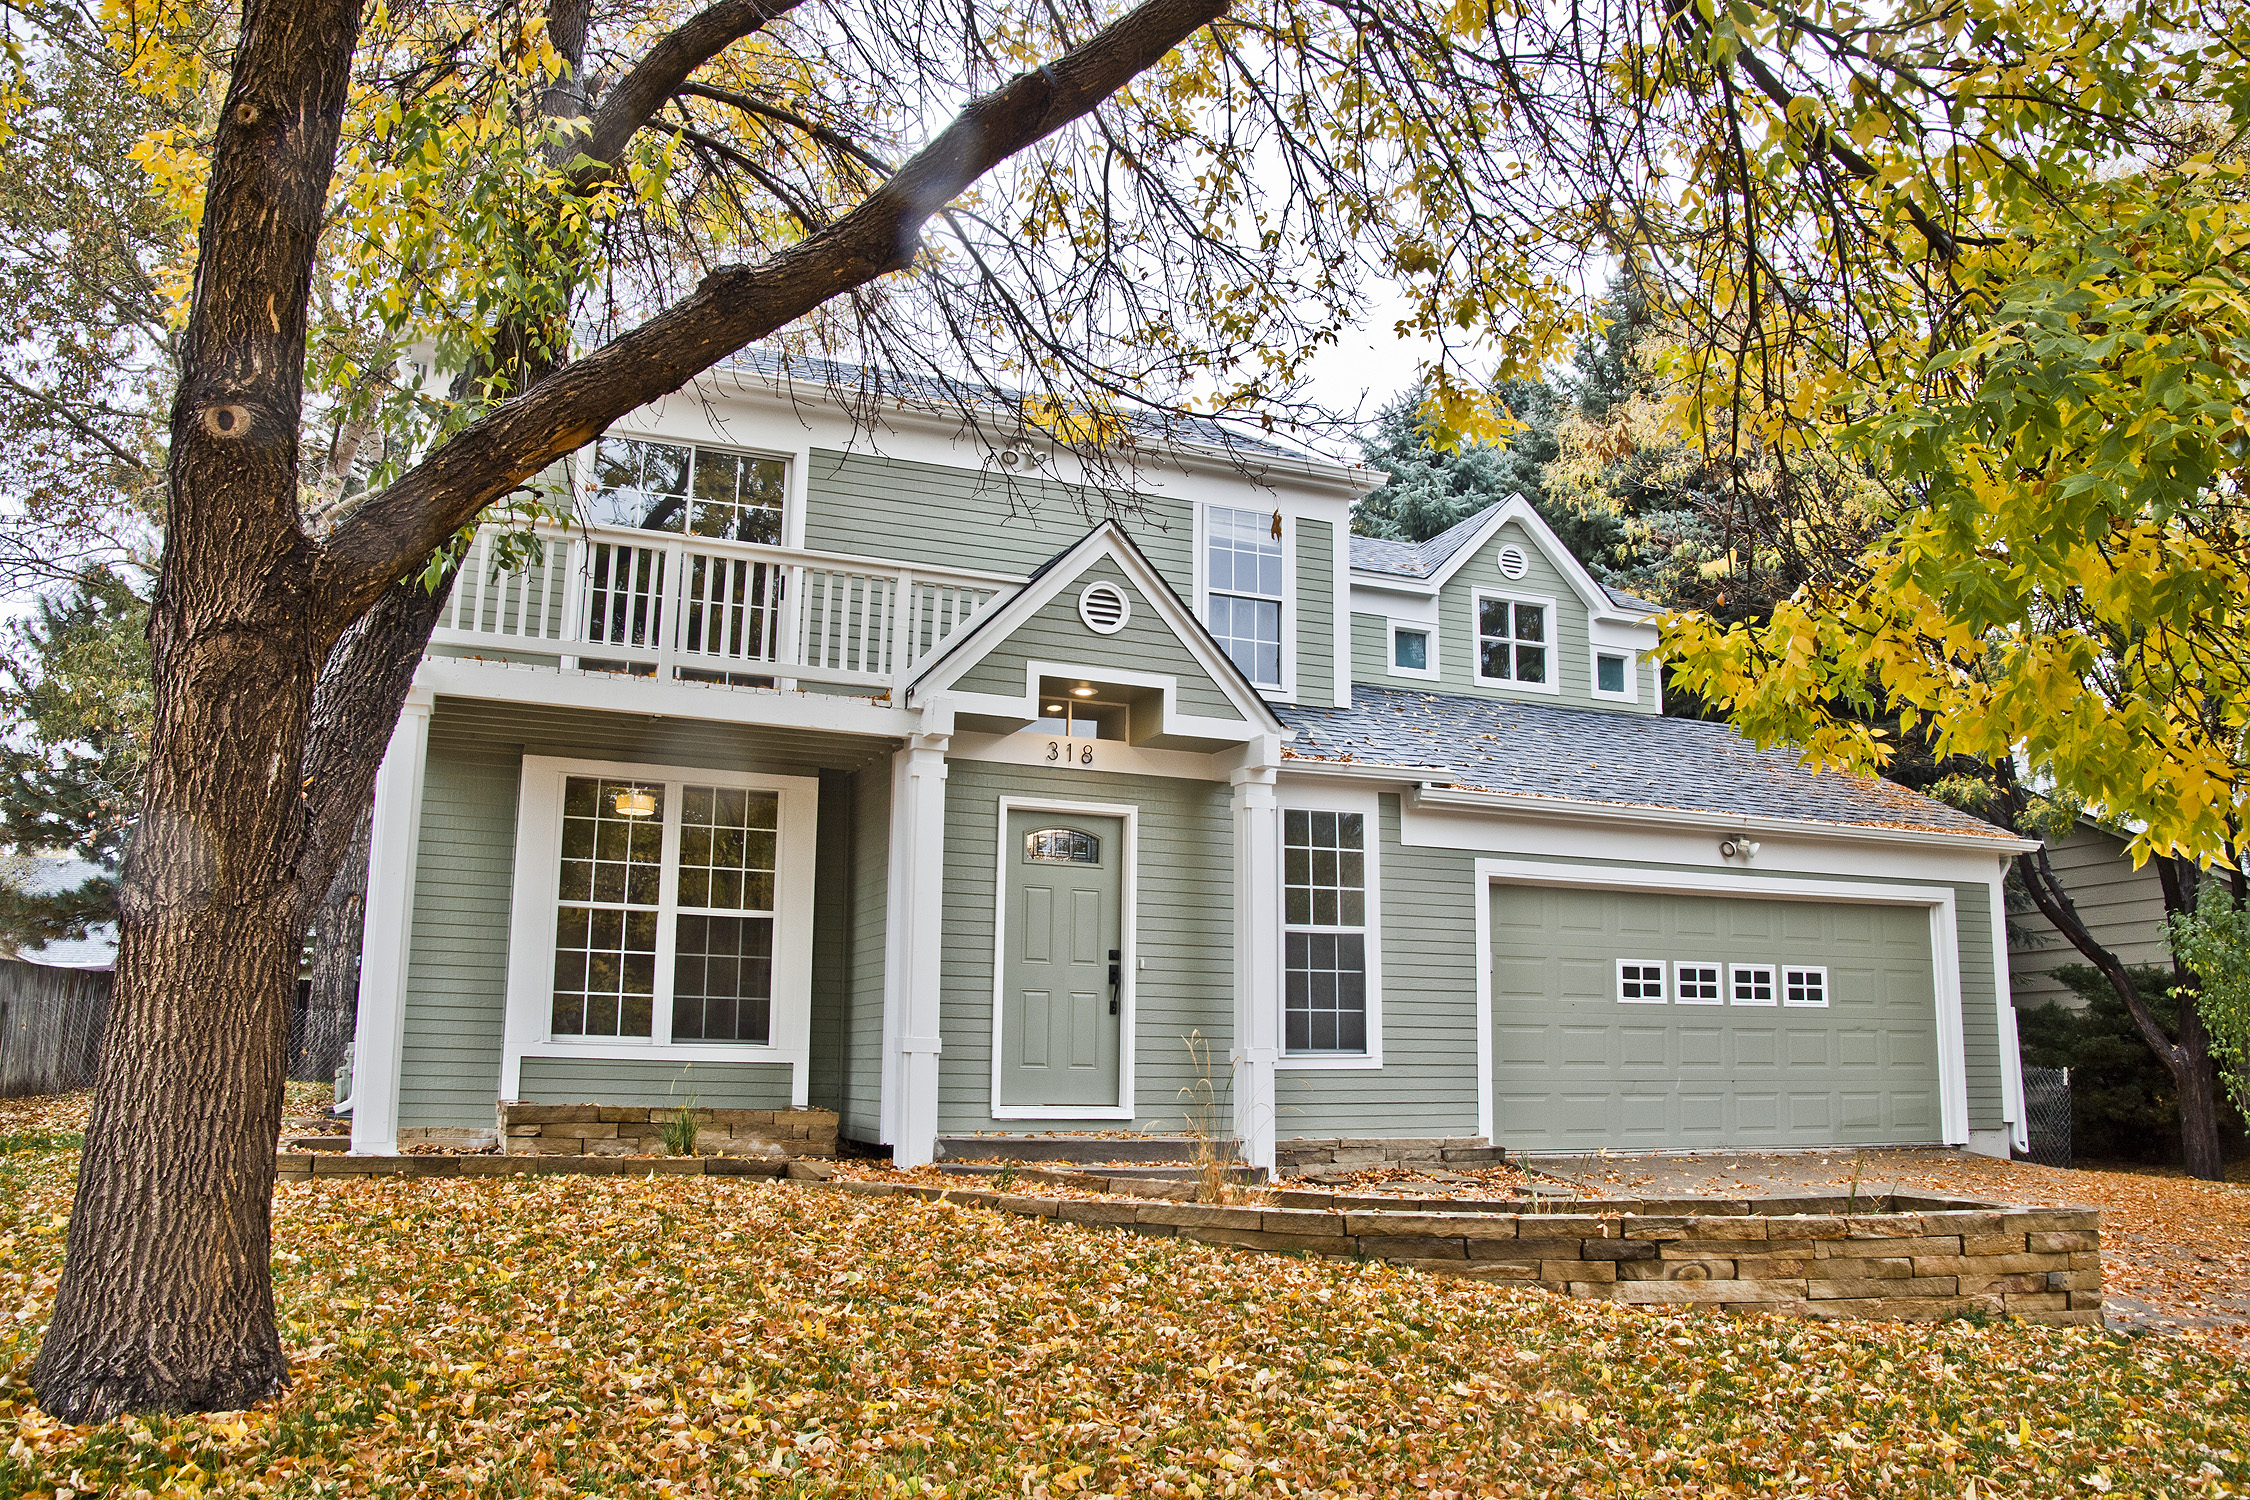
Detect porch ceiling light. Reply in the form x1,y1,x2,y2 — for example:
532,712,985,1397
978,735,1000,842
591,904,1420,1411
614,789,658,819
1071,684,1095,697
1045,704,1064,714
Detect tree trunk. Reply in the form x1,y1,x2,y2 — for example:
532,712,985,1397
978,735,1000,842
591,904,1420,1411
2174,979,2228,1181
304,804,371,1077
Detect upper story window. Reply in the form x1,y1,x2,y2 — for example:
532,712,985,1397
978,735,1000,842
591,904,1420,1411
592,436,786,545
1475,592,1550,687
1206,505,1283,687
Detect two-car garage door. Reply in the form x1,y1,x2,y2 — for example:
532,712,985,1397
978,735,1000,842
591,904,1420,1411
1490,885,1943,1152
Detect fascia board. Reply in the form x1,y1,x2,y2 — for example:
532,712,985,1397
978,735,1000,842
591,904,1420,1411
415,655,917,738
1408,783,2037,853
1421,497,1628,624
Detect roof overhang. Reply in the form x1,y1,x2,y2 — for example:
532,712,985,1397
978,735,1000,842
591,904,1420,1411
1406,783,2038,854
1348,495,1661,624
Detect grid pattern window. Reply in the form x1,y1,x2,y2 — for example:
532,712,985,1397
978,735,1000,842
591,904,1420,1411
592,437,786,545
1676,963,1722,1005
1477,596,1548,684
672,786,779,1042
1730,964,1777,1006
1618,961,1667,1003
553,778,664,1037
1284,809,1367,1052
1784,966,1829,1008
549,775,787,1047
1207,506,1283,686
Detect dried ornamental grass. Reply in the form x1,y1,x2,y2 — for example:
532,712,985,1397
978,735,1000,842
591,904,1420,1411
1,1134,2245,1498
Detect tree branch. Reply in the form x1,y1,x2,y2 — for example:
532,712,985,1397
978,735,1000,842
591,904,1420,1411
313,0,1231,610
573,0,814,187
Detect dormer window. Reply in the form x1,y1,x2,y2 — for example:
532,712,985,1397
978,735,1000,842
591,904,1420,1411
1474,591,1552,688
1206,505,1283,687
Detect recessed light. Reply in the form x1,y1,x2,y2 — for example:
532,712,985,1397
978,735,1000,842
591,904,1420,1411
1072,685,1095,697
1044,704,1063,714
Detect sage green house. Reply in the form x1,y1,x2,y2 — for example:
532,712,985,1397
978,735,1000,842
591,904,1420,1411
347,357,2035,1169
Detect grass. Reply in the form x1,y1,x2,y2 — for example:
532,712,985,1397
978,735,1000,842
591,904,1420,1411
1,1123,2246,1498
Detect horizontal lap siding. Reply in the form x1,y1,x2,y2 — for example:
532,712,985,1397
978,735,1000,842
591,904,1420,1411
938,760,1234,1133
1433,521,1652,713
517,1057,792,1109
1294,521,1334,708
803,450,1194,595
807,771,853,1113
397,699,893,1129
1280,794,1481,1138
1350,611,1392,684
2008,823,2171,1010
842,760,891,1143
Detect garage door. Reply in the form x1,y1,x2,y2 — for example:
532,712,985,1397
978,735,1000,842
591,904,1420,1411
1489,886,1942,1152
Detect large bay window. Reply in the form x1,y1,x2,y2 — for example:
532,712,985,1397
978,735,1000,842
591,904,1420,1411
1206,505,1285,688
504,757,816,1080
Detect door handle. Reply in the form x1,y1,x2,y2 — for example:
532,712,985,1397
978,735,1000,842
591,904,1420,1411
1108,949,1121,1015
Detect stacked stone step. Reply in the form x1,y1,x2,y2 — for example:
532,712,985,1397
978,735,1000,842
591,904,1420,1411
495,1103,840,1158
1274,1138,1509,1175
830,1180,2101,1326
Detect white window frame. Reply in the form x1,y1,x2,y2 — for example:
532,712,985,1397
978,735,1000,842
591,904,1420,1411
1469,587,1562,695
1590,648,1638,703
1617,959,1668,1004
576,432,809,551
1729,962,1778,1007
1195,502,1296,700
1385,618,1441,681
988,795,1140,1120
501,755,819,1100
1277,784,1382,1068
1674,961,1723,1005
1784,965,1831,1008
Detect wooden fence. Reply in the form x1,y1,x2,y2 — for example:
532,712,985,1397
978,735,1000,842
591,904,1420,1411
0,958,111,1099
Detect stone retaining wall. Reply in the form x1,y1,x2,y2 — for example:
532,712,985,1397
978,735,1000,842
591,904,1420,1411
843,1176,2102,1325
1275,1137,1508,1176
497,1102,839,1158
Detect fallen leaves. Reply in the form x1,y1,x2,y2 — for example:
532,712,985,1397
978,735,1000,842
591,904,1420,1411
0,1126,2246,1498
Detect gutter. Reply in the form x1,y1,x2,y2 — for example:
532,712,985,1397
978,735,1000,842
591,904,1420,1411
1405,784,2039,854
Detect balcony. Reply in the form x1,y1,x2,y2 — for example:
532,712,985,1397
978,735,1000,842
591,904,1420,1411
430,523,1021,698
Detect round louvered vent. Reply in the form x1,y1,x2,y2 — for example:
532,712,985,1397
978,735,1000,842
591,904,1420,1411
1496,543,1530,579
1078,581,1130,634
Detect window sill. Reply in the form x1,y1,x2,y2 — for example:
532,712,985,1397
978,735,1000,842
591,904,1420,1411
1470,675,1563,696
518,1040,797,1066
1277,1052,1383,1070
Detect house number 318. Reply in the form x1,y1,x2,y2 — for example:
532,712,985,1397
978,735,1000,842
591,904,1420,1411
1046,740,1093,765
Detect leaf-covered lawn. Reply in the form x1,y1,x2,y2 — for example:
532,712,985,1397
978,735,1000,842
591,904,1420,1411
3,1122,2247,1497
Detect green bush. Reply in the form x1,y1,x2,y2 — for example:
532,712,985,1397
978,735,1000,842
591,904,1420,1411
2017,963,2249,1164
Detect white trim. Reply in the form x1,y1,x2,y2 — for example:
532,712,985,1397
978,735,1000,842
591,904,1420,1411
1276,782,1384,1070
349,690,432,1155
1990,874,2029,1151
941,658,1267,748
1468,587,1563,696
1617,959,1669,1004
500,755,819,1102
1783,964,1831,1008
1589,647,1639,704
948,730,1222,781
416,655,919,738
1473,857,1972,1149
1405,784,2039,856
1729,961,1778,1006
1674,960,1724,1005
581,427,812,553
1330,516,1352,709
1347,495,1653,625
1194,502,1297,702
1385,618,1441,681
988,795,1140,1121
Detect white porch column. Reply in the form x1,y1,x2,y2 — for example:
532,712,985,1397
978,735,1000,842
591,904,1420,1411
1229,762,1282,1173
349,687,433,1155
881,730,950,1167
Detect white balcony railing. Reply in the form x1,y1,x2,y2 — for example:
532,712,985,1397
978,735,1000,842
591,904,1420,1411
430,523,1020,696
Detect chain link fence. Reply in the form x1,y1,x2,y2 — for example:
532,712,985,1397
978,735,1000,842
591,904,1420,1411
2020,1064,2073,1168
287,980,354,1087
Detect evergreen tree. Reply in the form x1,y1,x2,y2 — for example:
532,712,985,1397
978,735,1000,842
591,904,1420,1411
0,571,150,954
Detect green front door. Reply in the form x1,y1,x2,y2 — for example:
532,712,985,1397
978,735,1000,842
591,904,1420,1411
1490,886,1944,1151
1001,810,1124,1109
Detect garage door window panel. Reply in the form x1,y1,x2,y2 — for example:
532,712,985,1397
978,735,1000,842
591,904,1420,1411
1676,963,1723,1005
1730,963,1777,1006
1784,966,1830,1008
1617,960,1667,1004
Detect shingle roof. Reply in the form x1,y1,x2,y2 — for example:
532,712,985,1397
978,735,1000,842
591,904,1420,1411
1275,686,2015,839
719,346,1304,460
1346,504,1662,617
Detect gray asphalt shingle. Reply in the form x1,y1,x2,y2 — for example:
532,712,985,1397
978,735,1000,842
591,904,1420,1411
1276,685,2013,838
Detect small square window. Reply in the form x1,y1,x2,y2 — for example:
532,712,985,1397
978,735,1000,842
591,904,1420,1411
1618,960,1667,1004
1675,963,1722,1004
1393,628,1429,672
1730,964,1776,1006
1597,653,1628,694
1784,967,1829,1008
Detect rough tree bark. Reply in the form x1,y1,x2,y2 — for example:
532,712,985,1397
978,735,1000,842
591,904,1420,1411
31,0,1232,1421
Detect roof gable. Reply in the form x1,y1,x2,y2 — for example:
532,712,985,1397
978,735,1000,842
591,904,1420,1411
1349,497,1658,621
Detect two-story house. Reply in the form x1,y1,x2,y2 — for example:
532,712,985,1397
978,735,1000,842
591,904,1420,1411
347,355,2036,1169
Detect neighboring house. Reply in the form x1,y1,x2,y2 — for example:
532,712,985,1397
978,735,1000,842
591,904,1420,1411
2007,818,2173,1012
349,358,2036,1168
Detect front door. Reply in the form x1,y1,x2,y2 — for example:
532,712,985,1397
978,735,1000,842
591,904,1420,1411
1000,810,1124,1109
